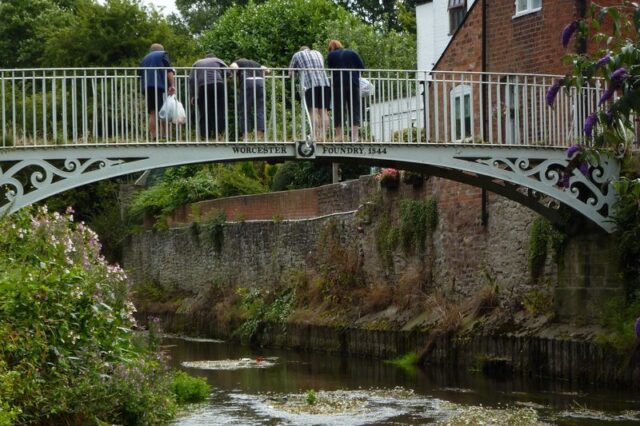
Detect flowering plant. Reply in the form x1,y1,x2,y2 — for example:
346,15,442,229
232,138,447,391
376,168,400,189
548,4,639,149
0,206,180,423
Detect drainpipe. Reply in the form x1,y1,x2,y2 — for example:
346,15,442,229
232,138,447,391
576,0,587,54
481,0,489,227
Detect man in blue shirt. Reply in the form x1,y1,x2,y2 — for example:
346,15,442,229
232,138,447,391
327,40,365,142
139,43,175,140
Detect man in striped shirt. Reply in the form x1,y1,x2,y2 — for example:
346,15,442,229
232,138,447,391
289,46,330,141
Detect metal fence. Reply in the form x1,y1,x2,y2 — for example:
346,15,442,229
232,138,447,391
0,68,605,147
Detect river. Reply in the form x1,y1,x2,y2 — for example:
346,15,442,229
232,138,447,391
164,336,640,425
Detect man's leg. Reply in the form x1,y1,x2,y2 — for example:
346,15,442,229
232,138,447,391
149,111,157,139
215,83,227,141
255,81,266,140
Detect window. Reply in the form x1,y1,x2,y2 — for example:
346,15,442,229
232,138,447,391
448,0,467,34
450,85,473,142
515,0,541,16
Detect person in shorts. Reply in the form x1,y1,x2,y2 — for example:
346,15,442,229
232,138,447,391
139,43,175,140
288,46,331,141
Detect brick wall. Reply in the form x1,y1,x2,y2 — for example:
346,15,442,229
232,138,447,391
435,0,623,75
432,1,483,72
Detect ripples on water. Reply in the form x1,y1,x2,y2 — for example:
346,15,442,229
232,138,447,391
164,336,640,425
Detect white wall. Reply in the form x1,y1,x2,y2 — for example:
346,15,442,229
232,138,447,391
416,0,476,72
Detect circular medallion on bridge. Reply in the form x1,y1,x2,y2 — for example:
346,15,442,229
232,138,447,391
297,140,315,158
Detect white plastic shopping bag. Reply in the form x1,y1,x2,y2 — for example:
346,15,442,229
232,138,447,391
359,78,374,97
158,95,186,124
174,98,186,124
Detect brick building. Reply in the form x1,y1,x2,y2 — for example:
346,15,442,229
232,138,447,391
421,0,622,145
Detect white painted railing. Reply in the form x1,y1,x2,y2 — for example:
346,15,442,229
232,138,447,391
0,68,602,147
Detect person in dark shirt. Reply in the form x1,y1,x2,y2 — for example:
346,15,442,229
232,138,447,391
327,40,365,142
139,43,175,140
230,59,270,141
188,53,228,141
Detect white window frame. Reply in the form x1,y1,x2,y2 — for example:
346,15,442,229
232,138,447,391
449,85,473,143
513,0,541,19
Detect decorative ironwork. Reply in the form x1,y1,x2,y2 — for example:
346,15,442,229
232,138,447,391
455,151,619,232
0,144,621,233
0,156,146,215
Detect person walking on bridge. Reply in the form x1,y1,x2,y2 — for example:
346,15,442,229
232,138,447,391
189,53,228,141
139,43,175,140
230,59,270,141
288,46,331,141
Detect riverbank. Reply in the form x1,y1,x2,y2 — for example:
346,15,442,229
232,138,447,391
124,174,635,388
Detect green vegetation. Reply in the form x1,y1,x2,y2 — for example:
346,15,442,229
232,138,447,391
527,217,565,282
521,288,553,316
399,198,438,255
129,163,266,224
306,389,317,405
236,287,294,342
385,351,418,368
385,352,419,376
596,294,640,355
0,206,217,423
375,212,399,269
612,177,640,299
0,0,197,69
171,371,211,404
199,0,415,69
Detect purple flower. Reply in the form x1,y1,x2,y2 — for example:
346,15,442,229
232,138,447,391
599,87,614,105
595,54,611,68
583,112,598,137
603,110,613,124
566,143,583,159
560,174,571,188
562,21,578,48
546,79,563,106
611,67,629,86
578,163,589,177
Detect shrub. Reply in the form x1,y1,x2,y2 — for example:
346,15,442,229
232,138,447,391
0,207,178,423
171,371,210,404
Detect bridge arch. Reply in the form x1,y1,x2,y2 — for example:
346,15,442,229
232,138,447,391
0,142,619,233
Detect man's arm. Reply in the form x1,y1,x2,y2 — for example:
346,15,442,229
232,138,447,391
167,71,175,95
288,55,298,77
163,53,176,95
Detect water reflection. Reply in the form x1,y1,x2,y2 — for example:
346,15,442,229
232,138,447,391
163,336,640,425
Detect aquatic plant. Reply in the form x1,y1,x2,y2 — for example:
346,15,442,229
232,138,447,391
171,371,211,404
306,389,317,405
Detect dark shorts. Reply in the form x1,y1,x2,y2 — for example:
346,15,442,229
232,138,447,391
332,83,361,127
144,87,165,113
304,86,331,111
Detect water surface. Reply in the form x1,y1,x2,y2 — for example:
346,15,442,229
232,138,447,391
164,336,640,425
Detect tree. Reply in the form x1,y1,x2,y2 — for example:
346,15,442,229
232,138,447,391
175,0,254,35
199,0,416,68
0,0,71,67
43,0,199,67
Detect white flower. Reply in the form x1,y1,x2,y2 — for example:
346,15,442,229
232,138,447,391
39,261,46,269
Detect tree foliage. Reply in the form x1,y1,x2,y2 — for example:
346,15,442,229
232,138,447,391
1,0,199,68
175,0,254,35
199,0,416,68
